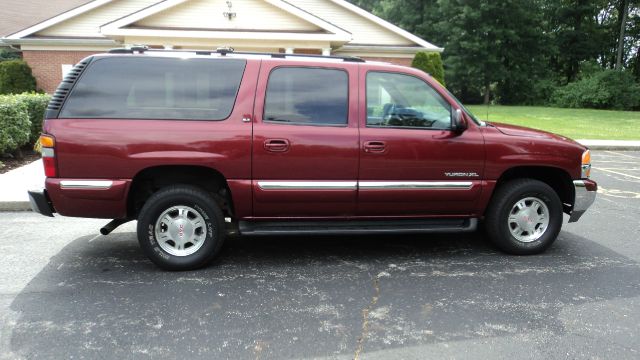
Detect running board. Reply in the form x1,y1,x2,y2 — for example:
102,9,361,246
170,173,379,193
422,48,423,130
238,218,478,236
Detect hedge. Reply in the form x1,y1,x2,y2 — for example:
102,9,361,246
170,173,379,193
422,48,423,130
551,69,640,110
0,60,36,95
14,93,51,143
0,96,30,155
0,93,51,155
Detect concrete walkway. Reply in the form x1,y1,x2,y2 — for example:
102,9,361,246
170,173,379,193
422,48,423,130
1,140,639,211
0,159,43,211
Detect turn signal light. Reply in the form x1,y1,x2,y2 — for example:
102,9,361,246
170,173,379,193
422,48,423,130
40,135,55,148
581,150,591,178
39,134,57,177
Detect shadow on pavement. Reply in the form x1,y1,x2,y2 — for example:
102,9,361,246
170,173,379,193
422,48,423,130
9,231,640,359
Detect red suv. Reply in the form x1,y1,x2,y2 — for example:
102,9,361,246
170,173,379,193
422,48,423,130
28,48,596,270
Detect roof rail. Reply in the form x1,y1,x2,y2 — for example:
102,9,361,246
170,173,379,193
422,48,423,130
107,46,365,63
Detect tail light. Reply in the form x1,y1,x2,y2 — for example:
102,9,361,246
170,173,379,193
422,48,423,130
40,134,57,177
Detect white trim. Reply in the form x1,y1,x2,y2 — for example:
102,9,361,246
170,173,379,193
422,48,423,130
257,181,473,191
104,28,349,42
328,0,443,51
258,181,357,190
6,0,115,39
60,180,113,190
359,181,473,190
100,0,352,42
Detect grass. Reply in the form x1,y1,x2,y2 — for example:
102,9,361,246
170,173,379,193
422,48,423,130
465,105,640,140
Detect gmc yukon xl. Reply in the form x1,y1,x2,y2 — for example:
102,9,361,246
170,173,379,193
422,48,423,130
28,48,597,270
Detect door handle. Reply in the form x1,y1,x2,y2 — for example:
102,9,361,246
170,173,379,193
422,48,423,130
264,139,290,152
363,141,386,153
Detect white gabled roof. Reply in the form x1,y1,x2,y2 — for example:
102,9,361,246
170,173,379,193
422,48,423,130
4,0,441,51
6,0,113,39
328,0,442,51
100,0,353,42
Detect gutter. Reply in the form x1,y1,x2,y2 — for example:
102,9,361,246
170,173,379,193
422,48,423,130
1,38,121,47
336,44,444,54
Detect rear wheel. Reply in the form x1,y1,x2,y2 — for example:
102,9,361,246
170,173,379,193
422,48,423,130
136,185,225,270
485,179,563,255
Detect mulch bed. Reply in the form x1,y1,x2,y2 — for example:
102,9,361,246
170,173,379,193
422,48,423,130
0,150,41,174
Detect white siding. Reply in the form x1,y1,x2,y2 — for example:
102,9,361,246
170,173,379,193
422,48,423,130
136,0,321,32
38,0,159,37
290,0,415,46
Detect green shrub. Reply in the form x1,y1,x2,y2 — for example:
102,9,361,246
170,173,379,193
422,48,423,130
412,52,445,86
551,70,640,110
0,96,31,155
0,60,36,95
0,49,21,62
14,93,51,143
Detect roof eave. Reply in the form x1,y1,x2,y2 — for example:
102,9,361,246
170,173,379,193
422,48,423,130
337,44,443,53
1,37,120,46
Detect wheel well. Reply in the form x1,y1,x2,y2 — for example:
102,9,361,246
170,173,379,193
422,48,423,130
127,165,234,219
496,166,575,214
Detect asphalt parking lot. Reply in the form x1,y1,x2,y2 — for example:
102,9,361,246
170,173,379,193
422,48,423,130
1,151,639,359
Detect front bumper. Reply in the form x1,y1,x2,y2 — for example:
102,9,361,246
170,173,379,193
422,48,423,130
568,179,597,222
27,189,55,217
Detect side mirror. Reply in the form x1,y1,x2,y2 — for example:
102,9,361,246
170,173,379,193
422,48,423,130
451,109,467,133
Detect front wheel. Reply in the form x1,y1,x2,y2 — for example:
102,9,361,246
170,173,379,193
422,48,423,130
484,179,563,255
136,185,225,270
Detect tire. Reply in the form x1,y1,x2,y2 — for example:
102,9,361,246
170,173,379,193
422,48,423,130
136,185,225,270
484,179,563,255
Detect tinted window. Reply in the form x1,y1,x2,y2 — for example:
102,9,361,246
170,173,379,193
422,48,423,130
60,57,246,120
264,67,348,126
366,72,451,129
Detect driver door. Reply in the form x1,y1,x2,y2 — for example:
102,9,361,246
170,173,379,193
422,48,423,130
357,68,485,216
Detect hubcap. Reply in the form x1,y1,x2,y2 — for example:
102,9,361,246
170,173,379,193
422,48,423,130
507,197,549,243
155,205,207,256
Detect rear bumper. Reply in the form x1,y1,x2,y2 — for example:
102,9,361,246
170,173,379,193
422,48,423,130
45,178,131,219
27,189,55,217
569,179,597,223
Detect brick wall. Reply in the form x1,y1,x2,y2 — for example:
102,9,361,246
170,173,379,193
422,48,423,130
22,50,98,93
360,57,413,67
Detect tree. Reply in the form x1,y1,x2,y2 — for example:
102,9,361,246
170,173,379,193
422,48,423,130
411,52,445,85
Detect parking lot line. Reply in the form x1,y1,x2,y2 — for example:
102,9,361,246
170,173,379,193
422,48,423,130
604,151,640,160
594,167,640,180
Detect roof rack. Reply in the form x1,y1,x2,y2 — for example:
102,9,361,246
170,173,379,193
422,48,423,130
107,46,365,63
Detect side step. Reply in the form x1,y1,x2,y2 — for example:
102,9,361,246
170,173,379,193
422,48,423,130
238,218,478,236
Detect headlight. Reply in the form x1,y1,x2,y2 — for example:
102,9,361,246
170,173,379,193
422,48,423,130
581,150,591,178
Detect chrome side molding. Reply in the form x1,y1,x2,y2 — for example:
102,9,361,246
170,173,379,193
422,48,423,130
60,180,113,190
359,181,473,190
257,181,357,190
257,180,473,191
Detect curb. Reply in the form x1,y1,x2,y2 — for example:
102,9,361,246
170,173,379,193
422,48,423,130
578,140,640,151
0,201,31,212
580,145,640,151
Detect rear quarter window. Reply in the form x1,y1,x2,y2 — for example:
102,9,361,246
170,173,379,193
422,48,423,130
60,57,246,121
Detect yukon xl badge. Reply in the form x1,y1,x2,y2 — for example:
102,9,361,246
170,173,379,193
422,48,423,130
445,172,480,177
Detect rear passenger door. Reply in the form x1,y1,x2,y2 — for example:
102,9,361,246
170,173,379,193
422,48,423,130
251,61,360,218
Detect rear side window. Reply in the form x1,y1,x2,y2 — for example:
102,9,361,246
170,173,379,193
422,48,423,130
60,57,246,120
264,67,348,126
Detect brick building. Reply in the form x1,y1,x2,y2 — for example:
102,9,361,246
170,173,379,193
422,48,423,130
0,0,442,93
